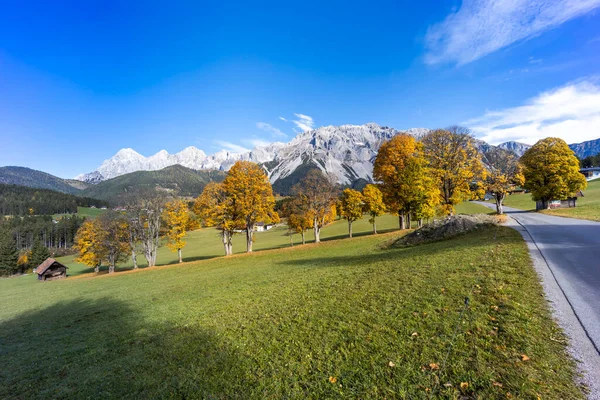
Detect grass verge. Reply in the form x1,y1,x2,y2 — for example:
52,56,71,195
0,226,584,398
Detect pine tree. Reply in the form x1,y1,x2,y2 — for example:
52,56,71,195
0,227,18,275
29,237,51,268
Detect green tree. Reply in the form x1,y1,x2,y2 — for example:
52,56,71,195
362,184,386,234
339,188,364,238
520,137,587,209
29,237,51,269
0,227,18,275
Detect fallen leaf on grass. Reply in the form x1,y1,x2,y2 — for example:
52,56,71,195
388,361,396,367
521,354,530,361
443,383,453,388
411,332,419,337
492,381,503,387
329,376,337,383
460,382,469,390
429,363,439,370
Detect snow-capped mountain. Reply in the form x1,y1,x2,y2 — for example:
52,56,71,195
497,141,531,157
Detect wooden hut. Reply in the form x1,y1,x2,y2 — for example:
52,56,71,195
35,258,68,281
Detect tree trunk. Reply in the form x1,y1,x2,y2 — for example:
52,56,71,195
398,214,405,230
109,264,115,274
419,218,423,228
222,230,231,256
178,248,182,263
406,213,411,229
246,225,253,253
495,193,505,215
94,263,100,273
373,220,377,234
313,217,320,243
132,249,138,269
301,230,305,245
348,220,353,238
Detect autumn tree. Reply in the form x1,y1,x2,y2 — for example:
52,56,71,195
485,149,524,214
373,134,439,229
339,188,364,238
222,161,279,253
129,192,166,267
422,127,485,215
520,137,587,209
291,170,339,243
163,199,190,263
362,184,386,234
74,219,105,273
96,212,130,273
284,198,313,245
194,182,241,256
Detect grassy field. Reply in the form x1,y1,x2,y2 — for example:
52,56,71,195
53,206,107,220
486,179,600,221
0,222,584,398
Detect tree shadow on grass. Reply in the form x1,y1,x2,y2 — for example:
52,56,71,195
0,298,252,399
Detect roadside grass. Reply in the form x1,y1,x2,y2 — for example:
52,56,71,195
486,179,600,222
0,226,584,399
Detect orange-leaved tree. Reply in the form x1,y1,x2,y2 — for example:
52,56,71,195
163,199,190,263
422,127,485,215
339,188,364,238
520,137,587,209
373,134,439,229
284,197,313,245
222,161,279,253
194,181,241,256
362,184,386,234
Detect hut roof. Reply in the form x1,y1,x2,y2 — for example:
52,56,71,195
36,258,68,275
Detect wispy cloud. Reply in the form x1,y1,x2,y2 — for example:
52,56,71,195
243,138,272,148
256,122,287,138
278,116,288,122
213,140,250,153
292,113,315,132
465,79,600,144
425,0,600,65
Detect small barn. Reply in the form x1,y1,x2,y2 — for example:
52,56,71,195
35,258,68,281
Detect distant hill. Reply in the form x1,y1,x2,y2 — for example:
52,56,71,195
80,164,226,202
0,184,109,216
0,166,82,195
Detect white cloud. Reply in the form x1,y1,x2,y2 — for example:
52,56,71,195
256,122,287,138
278,116,288,122
465,79,600,145
425,0,600,65
292,113,315,132
243,138,272,148
213,140,250,153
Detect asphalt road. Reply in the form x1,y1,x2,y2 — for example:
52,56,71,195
475,202,600,397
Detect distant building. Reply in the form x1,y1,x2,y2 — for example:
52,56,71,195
255,222,274,232
35,258,68,281
580,167,600,181
535,191,584,211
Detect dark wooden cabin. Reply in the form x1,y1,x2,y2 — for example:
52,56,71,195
35,258,68,281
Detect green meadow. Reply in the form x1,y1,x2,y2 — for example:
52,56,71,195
0,201,584,398
499,178,600,221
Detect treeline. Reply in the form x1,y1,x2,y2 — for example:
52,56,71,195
580,152,600,168
1,214,85,250
0,184,109,216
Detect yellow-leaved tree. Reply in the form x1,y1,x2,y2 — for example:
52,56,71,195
362,184,386,234
339,188,364,238
222,161,279,253
422,127,485,215
373,134,439,229
74,219,106,273
520,137,587,209
484,149,524,214
284,197,314,245
163,199,190,263
194,182,241,256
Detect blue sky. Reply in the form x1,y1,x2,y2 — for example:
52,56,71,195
1,0,600,178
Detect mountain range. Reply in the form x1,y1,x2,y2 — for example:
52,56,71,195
76,123,600,187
